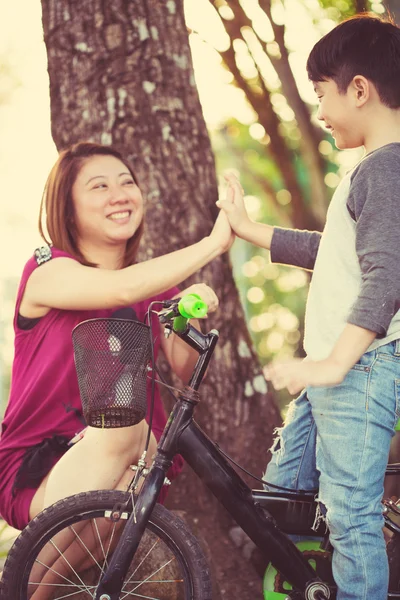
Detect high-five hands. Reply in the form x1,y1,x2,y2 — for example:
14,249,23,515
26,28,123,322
216,172,251,239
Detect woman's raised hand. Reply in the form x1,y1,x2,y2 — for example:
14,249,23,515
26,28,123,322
216,172,251,239
209,206,235,254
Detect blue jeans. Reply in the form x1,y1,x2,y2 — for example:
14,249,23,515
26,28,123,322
264,339,400,600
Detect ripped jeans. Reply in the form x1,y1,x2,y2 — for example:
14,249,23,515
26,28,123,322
264,339,400,600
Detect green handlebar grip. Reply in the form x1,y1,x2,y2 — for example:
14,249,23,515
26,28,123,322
178,294,208,319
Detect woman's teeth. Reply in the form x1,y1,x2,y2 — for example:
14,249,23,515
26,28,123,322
109,211,130,220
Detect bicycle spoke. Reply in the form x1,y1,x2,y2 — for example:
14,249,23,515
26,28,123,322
28,582,96,589
94,517,119,589
92,517,108,565
47,538,93,594
121,558,175,600
122,537,160,586
105,518,118,566
31,586,96,599
30,558,85,589
69,522,104,573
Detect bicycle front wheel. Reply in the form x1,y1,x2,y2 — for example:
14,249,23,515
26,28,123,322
1,490,212,600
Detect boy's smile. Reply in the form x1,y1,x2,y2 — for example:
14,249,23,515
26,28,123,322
314,79,362,150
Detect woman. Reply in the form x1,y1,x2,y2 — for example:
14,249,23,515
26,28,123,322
0,141,234,531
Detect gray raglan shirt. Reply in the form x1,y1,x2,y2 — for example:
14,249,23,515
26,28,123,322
270,143,400,360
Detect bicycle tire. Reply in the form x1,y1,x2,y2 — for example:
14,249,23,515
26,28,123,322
1,489,212,600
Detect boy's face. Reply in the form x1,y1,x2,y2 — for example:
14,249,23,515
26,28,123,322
314,79,363,150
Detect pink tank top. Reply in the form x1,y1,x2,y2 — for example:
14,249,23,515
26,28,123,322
0,247,182,524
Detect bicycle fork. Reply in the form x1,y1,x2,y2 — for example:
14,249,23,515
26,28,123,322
93,453,171,600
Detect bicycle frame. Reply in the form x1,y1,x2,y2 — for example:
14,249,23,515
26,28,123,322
94,322,400,600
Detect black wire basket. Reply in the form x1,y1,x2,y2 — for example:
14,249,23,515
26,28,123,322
72,318,152,428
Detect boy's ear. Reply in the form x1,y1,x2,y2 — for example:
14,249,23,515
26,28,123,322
350,75,370,107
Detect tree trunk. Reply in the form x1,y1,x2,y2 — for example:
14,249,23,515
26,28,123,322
40,0,282,595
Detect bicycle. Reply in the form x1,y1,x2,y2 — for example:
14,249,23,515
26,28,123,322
1,294,400,600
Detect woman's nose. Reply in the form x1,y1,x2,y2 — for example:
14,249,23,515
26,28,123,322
109,185,130,204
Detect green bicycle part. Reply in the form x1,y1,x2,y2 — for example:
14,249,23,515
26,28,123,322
172,315,189,333
263,540,332,600
173,294,208,332
178,294,208,319
395,418,400,432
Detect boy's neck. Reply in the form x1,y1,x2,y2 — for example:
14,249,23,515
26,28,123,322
363,107,400,154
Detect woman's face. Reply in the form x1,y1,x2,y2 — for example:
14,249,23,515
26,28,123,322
71,154,144,248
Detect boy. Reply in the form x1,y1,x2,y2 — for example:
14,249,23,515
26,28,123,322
218,14,400,600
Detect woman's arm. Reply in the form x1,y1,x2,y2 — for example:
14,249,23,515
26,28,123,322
20,212,233,317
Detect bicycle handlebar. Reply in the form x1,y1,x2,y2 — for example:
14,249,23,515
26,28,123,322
178,294,208,319
158,294,208,333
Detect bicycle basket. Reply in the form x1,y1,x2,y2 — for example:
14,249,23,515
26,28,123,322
72,318,152,428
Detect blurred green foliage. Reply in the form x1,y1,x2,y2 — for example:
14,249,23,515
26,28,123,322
318,0,370,20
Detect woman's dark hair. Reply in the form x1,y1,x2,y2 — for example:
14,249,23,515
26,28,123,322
39,142,144,267
307,13,400,108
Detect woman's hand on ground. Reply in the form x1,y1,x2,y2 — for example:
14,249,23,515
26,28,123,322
264,357,347,395
174,283,219,314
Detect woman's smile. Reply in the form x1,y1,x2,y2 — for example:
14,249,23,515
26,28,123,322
107,210,132,223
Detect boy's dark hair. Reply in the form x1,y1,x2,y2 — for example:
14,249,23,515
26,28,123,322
307,13,400,108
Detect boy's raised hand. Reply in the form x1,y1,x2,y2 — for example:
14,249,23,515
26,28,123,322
216,172,251,238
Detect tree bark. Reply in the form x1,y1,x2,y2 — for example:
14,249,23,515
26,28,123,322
40,0,282,595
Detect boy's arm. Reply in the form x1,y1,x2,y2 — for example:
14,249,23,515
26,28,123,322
270,227,321,271
265,324,376,394
346,149,400,336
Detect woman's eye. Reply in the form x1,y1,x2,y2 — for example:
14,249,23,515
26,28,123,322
93,183,107,189
123,179,135,186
